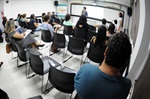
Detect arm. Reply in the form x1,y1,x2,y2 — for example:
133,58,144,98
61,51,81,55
117,20,123,32
34,22,38,28
13,32,25,39
94,24,100,28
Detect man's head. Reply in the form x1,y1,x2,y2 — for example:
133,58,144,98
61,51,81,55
119,12,123,18
108,23,115,34
104,33,132,69
65,14,71,21
83,7,86,10
44,15,50,22
102,18,106,25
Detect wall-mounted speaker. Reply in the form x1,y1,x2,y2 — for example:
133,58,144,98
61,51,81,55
6,0,9,3
127,7,132,17
54,1,58,6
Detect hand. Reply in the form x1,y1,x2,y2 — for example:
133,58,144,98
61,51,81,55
22,32,26,36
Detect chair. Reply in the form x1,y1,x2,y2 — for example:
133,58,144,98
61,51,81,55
74,27,87,40
0,89,9,99
38,19,42,23
14,40,29,67
44,65,76,99
22,21,27,29
41,30,53,55
63,36,88,66
8,37,18,59
88,25,96,32
35,19,38,23
26,22,31,29
55,17,61,24
53,33,67,61
86,30,97,43
19,21,23,27
41,30,53,42
29,22,36,34
63,25,74,36
14,41,29,78
27,48,61,93
28,95,43,99
85,42,106,64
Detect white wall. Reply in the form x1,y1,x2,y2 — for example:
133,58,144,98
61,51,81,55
128,0,150,83
96,0,131,7
3,0,67,19
0,0,4,29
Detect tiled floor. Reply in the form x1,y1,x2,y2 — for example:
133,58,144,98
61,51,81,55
0,31,98,99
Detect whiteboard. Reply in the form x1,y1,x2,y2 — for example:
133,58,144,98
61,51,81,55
71,4,123,22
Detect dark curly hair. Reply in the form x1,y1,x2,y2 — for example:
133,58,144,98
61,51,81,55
105,33,132,68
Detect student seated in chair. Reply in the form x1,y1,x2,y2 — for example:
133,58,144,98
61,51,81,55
40,15,55,38
63,14,75,29
49,12,59,27
6,20,44,48
74,33,132,99
91,25,107,47
20,13,29,22
29,14,41,31
106,23,116,38
75,15,89,32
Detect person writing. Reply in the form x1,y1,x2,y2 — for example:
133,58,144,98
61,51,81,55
81,7,88,17
6,20,44,48
74,33,132,99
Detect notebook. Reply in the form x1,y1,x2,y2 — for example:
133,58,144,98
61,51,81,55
24,30,32,38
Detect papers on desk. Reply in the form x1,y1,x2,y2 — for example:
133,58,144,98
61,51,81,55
24,30,32,38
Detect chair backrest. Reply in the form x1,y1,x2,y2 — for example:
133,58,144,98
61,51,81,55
20,21,23,27
9,37,18,52
86,30,97,42
22,22,27,28
41,30,52,43
0,89,9,99
38,19,42,23
14,41,28,62
55,18,61,24
29,22,36,33
53,33,66,48
26,22,31,29
87,42,106,63
88,25,96,32
74,27,86,39
28,51,44,75
48,66,75,93
63,25,73,35
35,19,38,23
68,37,85,55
